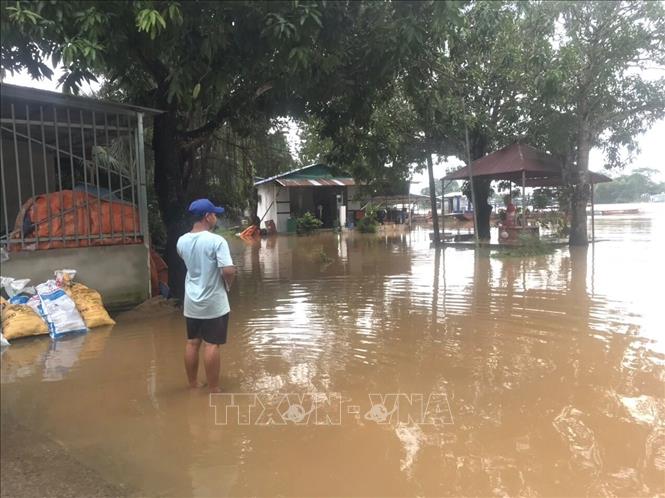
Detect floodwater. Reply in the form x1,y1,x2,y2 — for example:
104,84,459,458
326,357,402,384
2,203,664,497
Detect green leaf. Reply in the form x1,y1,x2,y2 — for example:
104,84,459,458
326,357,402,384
192,83,201,99
156,12,167,30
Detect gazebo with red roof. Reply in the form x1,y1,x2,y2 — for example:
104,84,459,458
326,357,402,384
443,143,612,242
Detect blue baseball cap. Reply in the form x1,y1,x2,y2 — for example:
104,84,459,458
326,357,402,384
188,198,225,215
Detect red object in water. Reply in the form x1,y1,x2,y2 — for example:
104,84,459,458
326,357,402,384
505,202,517,227
239,224,260,240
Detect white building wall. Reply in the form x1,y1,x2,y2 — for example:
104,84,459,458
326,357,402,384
257,183,291,231
256,183,275,229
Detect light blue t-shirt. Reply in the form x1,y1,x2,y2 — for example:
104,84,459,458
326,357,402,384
176,230,233,319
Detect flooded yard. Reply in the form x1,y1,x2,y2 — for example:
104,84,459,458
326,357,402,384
2,204,664,497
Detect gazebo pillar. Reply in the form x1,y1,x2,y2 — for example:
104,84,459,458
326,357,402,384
521,170,526,227
441,178,447,244
591,180,595,243
408,191,411,230
464,125,479,244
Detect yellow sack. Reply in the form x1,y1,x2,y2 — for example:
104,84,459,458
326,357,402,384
66,283,115,328
1,302,49,340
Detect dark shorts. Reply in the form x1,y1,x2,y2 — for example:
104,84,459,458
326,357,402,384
186,313,230,345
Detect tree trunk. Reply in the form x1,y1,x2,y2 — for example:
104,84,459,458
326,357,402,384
152,111,189,298
164,219,190,299
465,135,492,239
569,124,591,246
472,177,493,240
427,153,440,246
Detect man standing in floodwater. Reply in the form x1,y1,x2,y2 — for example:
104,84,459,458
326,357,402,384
177,199,236,393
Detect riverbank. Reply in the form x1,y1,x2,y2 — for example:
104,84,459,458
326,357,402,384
1,411,135,498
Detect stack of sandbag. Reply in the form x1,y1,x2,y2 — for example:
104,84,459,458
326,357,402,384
0,295,49,340
1,272,114,343
36,281,88,338
65,283,115,328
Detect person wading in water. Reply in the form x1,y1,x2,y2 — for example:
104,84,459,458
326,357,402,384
177,199,236,393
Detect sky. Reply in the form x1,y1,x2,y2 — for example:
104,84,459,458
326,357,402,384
4,68,664,195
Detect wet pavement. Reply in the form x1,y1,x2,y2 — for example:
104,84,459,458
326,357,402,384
2,203,664,497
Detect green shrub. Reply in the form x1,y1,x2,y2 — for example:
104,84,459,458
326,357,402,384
296,212,323,234
356,216,378,233
532,188,554,210
536,211,569,237
356,203,379,233
493,234,556,258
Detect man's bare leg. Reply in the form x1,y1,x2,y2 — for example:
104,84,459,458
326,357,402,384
203,341,221,393
185,338,202,388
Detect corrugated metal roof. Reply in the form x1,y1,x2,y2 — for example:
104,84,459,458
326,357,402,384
254,163,325,186
276,178,356,187
253,163,361,187
1,83,164,116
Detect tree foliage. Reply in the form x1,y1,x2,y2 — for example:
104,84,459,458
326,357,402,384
2,0,460,294
3,0,664,260
595,169,665,204
296,117,333,166
525,1,665,244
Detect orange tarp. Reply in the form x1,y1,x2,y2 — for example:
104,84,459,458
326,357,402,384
9,190,142,251
149,248,169,297
9,190,169,298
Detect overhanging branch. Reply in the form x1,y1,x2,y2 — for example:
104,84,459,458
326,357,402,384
181,81,274,147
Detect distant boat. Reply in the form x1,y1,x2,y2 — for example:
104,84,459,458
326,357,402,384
448,211,474,221
594,208,640,215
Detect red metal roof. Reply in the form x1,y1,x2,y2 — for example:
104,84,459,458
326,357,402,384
276,178,356,187
444,143,611,185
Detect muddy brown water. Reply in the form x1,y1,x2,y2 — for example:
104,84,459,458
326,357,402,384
2,204,664,497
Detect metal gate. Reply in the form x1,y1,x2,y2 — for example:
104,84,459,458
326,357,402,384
0,83,156,253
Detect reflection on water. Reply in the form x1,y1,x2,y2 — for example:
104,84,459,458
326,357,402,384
2,204,664,497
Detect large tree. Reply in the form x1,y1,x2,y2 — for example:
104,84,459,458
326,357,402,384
313,1,464,243
447,1,556,239
399,10,463,246
527,1,665,245
594,169,665,204
2,0,454,294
